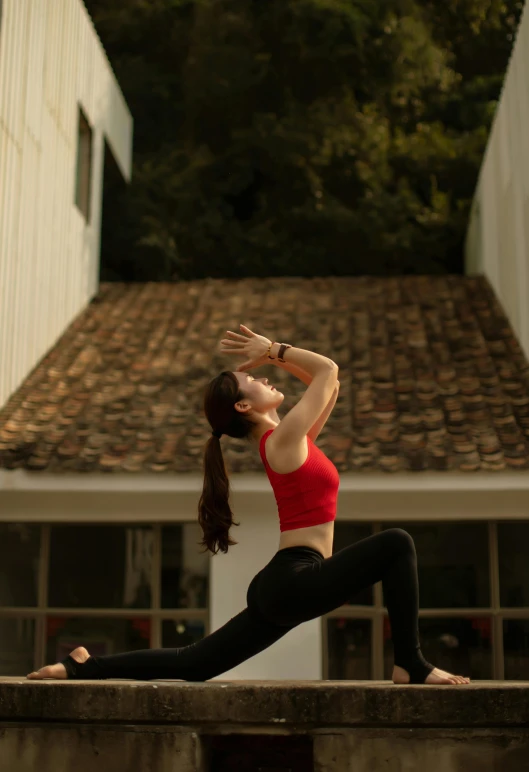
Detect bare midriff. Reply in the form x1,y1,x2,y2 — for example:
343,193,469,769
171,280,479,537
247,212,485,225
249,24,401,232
278,521,334,559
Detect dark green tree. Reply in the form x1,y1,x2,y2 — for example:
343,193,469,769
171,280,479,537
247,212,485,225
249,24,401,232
86,0,523,280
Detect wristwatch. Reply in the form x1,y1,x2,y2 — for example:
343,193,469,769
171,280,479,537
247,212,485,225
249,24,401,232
277,343,292,362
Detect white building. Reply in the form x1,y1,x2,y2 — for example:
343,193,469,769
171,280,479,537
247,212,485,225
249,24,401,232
0,0,528,683
0,0,132,410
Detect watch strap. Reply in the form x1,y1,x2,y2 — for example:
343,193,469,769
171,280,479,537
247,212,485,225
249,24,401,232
278,343,292,362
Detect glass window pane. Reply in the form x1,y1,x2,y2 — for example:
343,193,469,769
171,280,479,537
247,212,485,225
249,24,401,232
48,526,153,609
0,618,35,675
504,620,529,680
326,618,371,679
383,616,492,680
46,616,150,662
383,523,490,608
162,619,206,647
0,524,40,606
498,523,529,607
161,524,209,609
332,524,374,605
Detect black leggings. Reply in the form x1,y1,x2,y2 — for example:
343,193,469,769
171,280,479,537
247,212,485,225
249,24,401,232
65,528,433,683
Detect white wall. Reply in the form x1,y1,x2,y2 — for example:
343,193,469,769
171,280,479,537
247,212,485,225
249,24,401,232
0,0,132,408
465,1,529,355
209,502,322,680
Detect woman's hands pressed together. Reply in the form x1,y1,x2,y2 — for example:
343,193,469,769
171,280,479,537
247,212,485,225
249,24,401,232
220,324,273,372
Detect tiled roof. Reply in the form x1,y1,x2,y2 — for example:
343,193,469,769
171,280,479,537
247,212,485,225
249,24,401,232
1,276,529,474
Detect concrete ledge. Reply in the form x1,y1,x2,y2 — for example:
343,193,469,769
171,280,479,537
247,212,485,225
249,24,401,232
1,680,529,772
1,679,529,727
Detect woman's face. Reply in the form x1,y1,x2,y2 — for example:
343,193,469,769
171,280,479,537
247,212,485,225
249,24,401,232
232,371,285,415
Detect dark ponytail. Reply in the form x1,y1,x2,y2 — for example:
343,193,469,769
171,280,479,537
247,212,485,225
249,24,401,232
198,371,253,554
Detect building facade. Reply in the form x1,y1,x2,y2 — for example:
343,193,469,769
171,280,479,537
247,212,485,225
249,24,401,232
1,276,529,682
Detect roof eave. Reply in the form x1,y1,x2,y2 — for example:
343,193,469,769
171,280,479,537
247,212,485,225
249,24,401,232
2,468,529,494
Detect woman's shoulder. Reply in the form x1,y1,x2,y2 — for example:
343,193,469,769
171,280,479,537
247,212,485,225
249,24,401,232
263,425,311,447
261,429,310,474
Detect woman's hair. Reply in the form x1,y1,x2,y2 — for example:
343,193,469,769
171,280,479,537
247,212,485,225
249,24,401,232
198,370,254,554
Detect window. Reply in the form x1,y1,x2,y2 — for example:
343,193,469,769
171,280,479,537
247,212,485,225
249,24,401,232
324,521,529,680
75,106,93,221
0,523,209,675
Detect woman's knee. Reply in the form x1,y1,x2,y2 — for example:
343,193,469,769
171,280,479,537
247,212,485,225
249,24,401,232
384,527,415,554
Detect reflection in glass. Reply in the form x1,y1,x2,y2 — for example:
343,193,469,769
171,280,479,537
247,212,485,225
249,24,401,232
504,620,529,680
46,616,150,663
332,524,374,605
162,524,209,609
0,524,40,606
498,523,529,607
383,523,489,608
48,526,153,609
383,616,492,679
0,618,35,675
162,619,206,647
327,618,371,679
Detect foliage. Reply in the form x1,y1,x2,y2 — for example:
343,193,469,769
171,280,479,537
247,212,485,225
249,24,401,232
86,0,523,279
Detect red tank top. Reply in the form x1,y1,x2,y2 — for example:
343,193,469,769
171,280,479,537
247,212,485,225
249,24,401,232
259,429,340,532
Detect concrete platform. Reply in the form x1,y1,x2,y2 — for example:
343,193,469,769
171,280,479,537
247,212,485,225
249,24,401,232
1,678,528,771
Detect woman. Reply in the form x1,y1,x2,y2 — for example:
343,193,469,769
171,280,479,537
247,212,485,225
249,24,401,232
28,325,469,684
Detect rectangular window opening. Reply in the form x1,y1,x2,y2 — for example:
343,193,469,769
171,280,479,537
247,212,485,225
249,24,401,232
205,735,313,772
75,106,93,222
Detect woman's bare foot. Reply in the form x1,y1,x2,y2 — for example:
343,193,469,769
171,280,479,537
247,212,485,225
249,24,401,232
392,664,470,685
26,646,90,680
